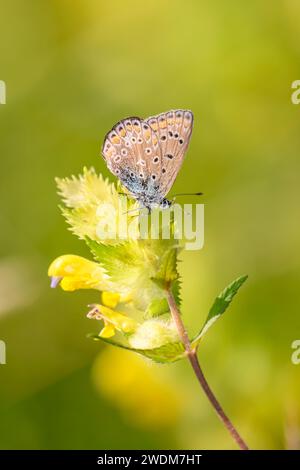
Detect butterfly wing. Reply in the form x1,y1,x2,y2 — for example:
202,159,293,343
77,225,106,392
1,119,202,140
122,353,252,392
145,109,193,197
102,116,163,199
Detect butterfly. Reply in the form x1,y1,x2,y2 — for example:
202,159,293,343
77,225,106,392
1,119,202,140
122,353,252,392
101,109,194,212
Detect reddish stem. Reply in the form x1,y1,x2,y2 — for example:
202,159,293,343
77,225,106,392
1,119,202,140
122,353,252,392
166,289,249,450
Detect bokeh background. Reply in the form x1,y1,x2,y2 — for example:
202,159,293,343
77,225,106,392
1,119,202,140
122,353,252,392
0,0,300,450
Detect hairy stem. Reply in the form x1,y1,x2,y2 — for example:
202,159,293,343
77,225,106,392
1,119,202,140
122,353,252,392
166,289,249,450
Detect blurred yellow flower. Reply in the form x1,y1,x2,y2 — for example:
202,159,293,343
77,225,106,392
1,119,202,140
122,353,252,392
92,348,182,429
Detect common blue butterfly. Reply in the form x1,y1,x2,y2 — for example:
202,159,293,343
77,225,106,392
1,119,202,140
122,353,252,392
101,109,194,211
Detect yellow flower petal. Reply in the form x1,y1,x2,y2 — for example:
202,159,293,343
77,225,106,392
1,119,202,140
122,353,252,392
102,292,120,309
96,304,137,334
48,255,111,292
99,323,116,338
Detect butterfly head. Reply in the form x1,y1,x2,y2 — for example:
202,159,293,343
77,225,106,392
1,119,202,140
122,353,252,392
159,198,172,210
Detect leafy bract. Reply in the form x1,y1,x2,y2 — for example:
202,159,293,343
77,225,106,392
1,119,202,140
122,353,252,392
192,275,248,349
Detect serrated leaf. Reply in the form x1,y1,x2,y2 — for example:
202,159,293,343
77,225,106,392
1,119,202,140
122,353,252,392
86,238,142,279
151,247,179,289
192,275,248,348
88,334,185,363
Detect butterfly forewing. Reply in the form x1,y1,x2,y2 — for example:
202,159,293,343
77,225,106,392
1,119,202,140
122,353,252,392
145,109,193,196
102,116,163,198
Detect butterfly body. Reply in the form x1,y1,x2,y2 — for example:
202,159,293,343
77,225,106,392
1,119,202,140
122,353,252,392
101,109,193,211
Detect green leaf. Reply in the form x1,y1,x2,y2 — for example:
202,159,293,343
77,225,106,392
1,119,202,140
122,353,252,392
86,238,142,279
146,297,169,317
192,275,248,348
145,280,181,317
151,246,179,289
88,334,185,363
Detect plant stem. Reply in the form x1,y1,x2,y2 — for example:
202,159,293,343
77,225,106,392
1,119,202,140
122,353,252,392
166,289,249,450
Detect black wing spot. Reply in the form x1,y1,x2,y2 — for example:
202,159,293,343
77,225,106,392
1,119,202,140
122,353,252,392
165,154,174,160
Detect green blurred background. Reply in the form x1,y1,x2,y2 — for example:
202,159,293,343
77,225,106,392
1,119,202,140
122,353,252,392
0,0,300,450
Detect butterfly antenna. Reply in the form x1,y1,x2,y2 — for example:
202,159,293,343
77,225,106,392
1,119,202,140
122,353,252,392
172,192,203,197
171,192,203,203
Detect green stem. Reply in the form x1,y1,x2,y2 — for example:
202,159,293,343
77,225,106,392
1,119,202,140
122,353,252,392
166,289,249,451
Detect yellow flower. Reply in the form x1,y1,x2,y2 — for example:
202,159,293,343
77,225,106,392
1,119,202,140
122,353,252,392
48,254,138,339
48,168,186,361
48,254,111,292
87,303,137,338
